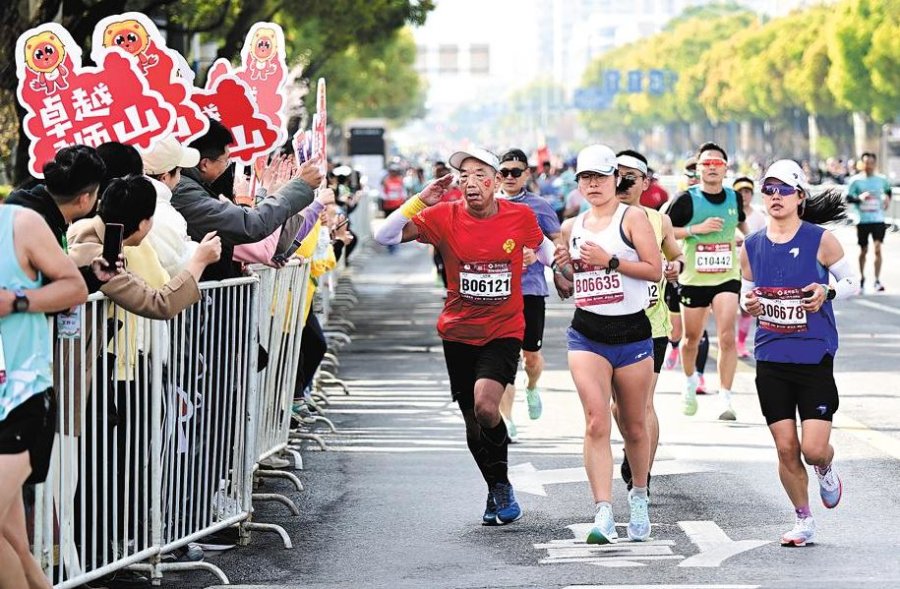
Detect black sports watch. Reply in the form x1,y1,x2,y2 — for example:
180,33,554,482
12,289,29,313
823,284,836,301
606,255,620,274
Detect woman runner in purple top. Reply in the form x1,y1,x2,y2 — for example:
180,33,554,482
740,160,859,547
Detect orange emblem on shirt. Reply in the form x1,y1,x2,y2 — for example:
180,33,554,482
502,239,516,254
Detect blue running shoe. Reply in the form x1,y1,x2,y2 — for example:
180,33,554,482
525,387,542,420
816,466,842,509
482,492,498,526
627,491,651,541
586,504,617,544
491,482,522,525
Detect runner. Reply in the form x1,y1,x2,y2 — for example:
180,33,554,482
733,176,766,359
667,143,748,420
374,147,554,526
612,150,684,497
552,144,662,544
496,149,561,442
740,159,858,546
845,152,892,292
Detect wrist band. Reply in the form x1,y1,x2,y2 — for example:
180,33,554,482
687,225,694,236
400,195,428,219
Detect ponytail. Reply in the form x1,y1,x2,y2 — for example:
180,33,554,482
800,186,846,225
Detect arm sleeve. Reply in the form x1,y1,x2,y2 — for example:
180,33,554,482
536,236,556,267
666,192,693,227
375,207,413,245
740,278,756,312
827,256,860,299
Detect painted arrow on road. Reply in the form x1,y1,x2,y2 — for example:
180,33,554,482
509,460,712,496
678,521,770,567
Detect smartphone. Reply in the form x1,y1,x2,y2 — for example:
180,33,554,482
103,223,124,267
333,216,350,231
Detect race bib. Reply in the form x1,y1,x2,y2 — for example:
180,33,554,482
57,307,82,339
695,243,733,273
647,281,661,308
860,196,882,212
459,261,512,304
755,287,808,333
572,259,624,308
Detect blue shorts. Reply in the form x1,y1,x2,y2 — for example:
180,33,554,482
566,327,653,369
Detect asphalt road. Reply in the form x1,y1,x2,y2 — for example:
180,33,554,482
152,224,900,589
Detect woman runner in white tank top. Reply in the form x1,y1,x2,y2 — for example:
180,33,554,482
553,145,662,545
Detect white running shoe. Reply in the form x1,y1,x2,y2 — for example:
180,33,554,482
781,516,816,547
683,373,699,416
587,504,617,545
718,390,736,421
816,465,842,509
626,490,651,542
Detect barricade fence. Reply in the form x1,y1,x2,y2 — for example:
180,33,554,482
33,260,316,587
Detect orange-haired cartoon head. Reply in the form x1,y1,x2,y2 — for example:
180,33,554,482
24,31,65,74
103,20,150,56
251,28,277,61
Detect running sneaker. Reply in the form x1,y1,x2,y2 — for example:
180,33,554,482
696,373,709,394
621,451,633,491
525,387,543,420
683,374,699,416
664,347,680,370
860,277,866,293
627,490,651,542
781,516,816,547
736,341,751,359
816,465,842,509
718,390,737,421
587,503,618,544
482,492,498,526
505,417,519,444
491,482,522,524
874,280,885,292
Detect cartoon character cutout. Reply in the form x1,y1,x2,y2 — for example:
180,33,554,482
246,27,278,81
24,31,69,95
103,19,159,73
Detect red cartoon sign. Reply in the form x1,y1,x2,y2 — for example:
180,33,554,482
191,76,280,165
15,23,176,178
313,78,327,176
206,22,288,151
91,13,208,144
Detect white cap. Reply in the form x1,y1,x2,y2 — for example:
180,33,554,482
142,135,200,175
763,159,807,189
617,154,648,176
576,144,617,176
448,147,500,172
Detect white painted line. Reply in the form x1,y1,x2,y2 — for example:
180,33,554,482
853,298,900,317
562,586,759,589
833,414,900,461
678,521,769,568
511,460,711,496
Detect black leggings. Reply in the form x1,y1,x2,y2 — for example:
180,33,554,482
295,314,327,397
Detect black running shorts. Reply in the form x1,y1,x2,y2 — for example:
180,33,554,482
755,355,839,425
652,336,669,374
857,222,887,247
664,282,681,314
522,295,546,352
679,279,741,309
0,389,56,484
442,338,521,411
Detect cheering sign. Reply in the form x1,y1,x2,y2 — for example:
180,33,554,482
16,23,176,178
206,22,288,149
192,76,280,165
91,12,208,144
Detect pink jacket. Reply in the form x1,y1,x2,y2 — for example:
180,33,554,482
233,227,282,267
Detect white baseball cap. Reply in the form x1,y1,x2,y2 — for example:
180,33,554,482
448,147,500,172
576,144,617,176
763,159,808,190
142,135,200,175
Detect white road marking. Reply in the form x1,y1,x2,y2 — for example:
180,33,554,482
536,524,682,568
562,585,760,589
677,521,769,567
853,298,900,317
510,460,711,496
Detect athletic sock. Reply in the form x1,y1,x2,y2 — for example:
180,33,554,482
669,339,680,349
795,505,812,519
630,486,648,500
814,463,832,477
480,419,509,484
595,500,612,513
738,315,752,344
465,434,496,487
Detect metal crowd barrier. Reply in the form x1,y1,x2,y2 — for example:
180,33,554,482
35,276,262,587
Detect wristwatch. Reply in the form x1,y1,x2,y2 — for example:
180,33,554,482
823,284,836,301
606,255,620,274
12,289,29,313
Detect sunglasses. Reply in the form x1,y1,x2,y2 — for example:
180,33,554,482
761,184,799,196
698,158,727,168
499,168,525,178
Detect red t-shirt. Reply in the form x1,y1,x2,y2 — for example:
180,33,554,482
413,199,544,345
640,182,669,210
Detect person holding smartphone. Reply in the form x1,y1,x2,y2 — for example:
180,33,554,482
740,160,858,547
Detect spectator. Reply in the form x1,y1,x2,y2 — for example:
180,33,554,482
141,135,202,276
6,145,119,293
173,119,321,280
96,141,145,198
0,201,88,589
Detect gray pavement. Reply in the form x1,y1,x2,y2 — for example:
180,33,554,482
153,225,900,589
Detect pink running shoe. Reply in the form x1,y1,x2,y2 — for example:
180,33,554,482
663,347,680,370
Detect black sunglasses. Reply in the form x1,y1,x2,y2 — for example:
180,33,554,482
499,168,525,178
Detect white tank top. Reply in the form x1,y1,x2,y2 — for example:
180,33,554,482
569,203,649,316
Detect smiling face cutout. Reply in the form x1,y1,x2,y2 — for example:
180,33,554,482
252,28,277,61
103,20,150,56
24,32,65,74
